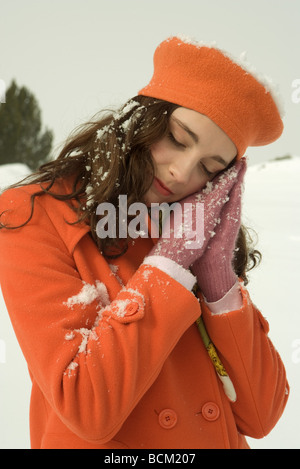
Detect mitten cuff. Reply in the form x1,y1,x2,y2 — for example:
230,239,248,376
143,255,197,291
205,280,242,314
195,256,237,302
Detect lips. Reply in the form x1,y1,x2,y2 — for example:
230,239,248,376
153,177,174,196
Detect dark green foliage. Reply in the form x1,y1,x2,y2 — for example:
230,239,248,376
0,80,53,170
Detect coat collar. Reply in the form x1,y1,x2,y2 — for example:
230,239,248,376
39,178,91,254
41,178,161,255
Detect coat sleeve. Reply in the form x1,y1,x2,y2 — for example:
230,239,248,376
199,283,289,439
0,188,201,444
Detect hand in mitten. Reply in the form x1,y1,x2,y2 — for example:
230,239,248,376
191,158,247,301
146,159,246,271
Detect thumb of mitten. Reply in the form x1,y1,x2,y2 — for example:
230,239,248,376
191,158,246,301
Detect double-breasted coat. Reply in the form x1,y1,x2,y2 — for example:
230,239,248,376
0,179,288,449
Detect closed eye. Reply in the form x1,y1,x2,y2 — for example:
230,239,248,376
167,132,186,149
168,130,220,178
200,163,216,178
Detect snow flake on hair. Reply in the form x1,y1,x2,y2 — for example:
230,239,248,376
116,99,141,117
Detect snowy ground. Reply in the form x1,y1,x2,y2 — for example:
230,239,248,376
242,155,300,449
0,157,299,449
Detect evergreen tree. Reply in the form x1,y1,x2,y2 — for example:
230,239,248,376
0,80,53,170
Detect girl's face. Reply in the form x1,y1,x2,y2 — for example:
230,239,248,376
144,107,237,205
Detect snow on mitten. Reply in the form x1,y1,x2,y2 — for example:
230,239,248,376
191,158,247,301
146,159,246,271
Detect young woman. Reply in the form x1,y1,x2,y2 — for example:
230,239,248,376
0,36,288,449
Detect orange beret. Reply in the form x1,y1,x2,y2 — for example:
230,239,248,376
139,36,284,158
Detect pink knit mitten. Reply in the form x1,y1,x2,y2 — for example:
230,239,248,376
191,158,247,301
147,159,246,271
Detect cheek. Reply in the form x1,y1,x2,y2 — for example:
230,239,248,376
189,167,210,189
184,178,207,197
150,140,171,165
174,174,207,201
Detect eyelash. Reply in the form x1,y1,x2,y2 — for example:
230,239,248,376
167,132,185,148
168,132,214,177
200,164,215,178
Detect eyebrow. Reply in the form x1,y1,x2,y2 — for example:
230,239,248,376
172,117,199,143
171,117,229,167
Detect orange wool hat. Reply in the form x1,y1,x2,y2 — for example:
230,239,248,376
138,35,284,158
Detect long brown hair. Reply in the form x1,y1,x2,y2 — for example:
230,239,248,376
0,95,261,283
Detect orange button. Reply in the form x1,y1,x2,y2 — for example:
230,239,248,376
158,409,178,429
202,402,220,422
124,302,139,316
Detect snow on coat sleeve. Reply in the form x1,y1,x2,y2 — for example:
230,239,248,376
199,283,289,439
0,187,201,444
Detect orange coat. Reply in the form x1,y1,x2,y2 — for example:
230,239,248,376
0,180,288,449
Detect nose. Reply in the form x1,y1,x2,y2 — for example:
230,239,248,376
169,156,195,185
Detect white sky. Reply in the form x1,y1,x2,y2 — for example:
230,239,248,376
1,0,300,165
